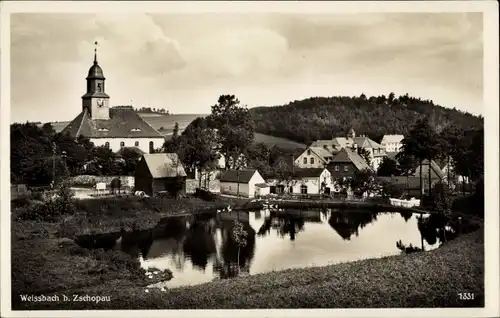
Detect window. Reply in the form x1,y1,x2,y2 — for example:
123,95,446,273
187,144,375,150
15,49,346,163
323,145,328,149
105,142,110,148
149,141,154,153
135,141,139,147
300,185,308,194
97,83,102,92
289,186,293,194
307,150,311,155
335,165,339,171
344,166,349,172
120,141,125,148
303,157,307,164
131,128,142,132
310,157,315,164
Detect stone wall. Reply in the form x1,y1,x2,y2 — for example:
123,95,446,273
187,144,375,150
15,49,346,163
69,175,135,188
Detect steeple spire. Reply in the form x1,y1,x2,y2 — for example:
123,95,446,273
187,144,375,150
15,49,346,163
93,41,98,64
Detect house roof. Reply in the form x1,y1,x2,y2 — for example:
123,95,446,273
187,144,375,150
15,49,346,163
413,159,445,179
330,148,372,171
61,107,164,139
380,134,405,144
352,136,383,149
219,169,259,183
293,168,327,178
308,147,335,161
141,153,187,178
310,139,344,151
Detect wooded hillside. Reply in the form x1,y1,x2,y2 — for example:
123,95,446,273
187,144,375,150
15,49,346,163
249,93,483,145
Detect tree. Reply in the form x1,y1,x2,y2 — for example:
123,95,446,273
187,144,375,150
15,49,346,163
231,220,248,274
272,157,296,193
350,168,378,195
438,123,462,186
117,147,143,175
398,117,440,196
356,147,372,167
206,95,254,170
172,122,179,139
377,157,399,176
177,117,219,189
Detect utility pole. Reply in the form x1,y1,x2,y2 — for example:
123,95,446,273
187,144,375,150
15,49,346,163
52,142,56,188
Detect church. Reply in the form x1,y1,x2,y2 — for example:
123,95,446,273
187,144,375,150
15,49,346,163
61,47,165,154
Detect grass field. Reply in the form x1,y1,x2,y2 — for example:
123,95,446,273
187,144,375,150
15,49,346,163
44,114,306,149
254,132,306,149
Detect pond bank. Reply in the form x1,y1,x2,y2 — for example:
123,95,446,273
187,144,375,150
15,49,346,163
13,226,484,309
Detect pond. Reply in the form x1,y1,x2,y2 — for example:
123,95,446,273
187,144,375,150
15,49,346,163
75,209,477,289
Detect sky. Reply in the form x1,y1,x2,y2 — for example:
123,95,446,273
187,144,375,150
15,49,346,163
10,12,483,123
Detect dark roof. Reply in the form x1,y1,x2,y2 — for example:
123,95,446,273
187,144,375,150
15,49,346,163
219,169,259,183
61,107,164,139
87,61,105,80
293,168,326,178
141,153,187,178
330,148,372,171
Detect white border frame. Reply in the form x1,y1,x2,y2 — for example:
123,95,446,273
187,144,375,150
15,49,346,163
1,1,498,318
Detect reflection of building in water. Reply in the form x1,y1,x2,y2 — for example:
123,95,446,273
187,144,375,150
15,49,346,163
328,211,379,240
257,211,306,241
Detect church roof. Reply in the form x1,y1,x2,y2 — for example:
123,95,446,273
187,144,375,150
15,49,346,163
61,106,164,139
87,63,105,80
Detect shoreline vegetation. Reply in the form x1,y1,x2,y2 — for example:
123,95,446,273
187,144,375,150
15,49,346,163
11,193,484,310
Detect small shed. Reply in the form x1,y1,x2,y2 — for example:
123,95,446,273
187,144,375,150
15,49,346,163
219,169,266,198
134,153,187,197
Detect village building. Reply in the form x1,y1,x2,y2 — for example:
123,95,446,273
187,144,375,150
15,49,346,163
134,153,187,196
380,134,405,153
61,47,165,153
327,147,372,179
268,167,332,195
219,169,267,198
413,159,446,187
294,128,386,171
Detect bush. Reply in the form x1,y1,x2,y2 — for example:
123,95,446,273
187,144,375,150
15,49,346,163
381,183,405,199
17,182,76,222
194,188,217,202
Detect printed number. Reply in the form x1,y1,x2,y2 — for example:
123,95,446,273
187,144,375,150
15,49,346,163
458,293,475,300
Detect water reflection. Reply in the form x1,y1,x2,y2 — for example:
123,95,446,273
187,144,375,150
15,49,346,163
74,209,477,288
213,221,256,279
257,211,305,241
328,211,378,240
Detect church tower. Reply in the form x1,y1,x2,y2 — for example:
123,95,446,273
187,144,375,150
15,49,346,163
81,43,110,120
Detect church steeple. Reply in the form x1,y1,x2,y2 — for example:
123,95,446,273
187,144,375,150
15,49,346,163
81,41,110,120
94,43,98,64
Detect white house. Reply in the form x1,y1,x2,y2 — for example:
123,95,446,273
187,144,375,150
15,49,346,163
380,134,404,153
268,168,333,195
61,48,165,153
295,128,386,171
219,169,266,198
